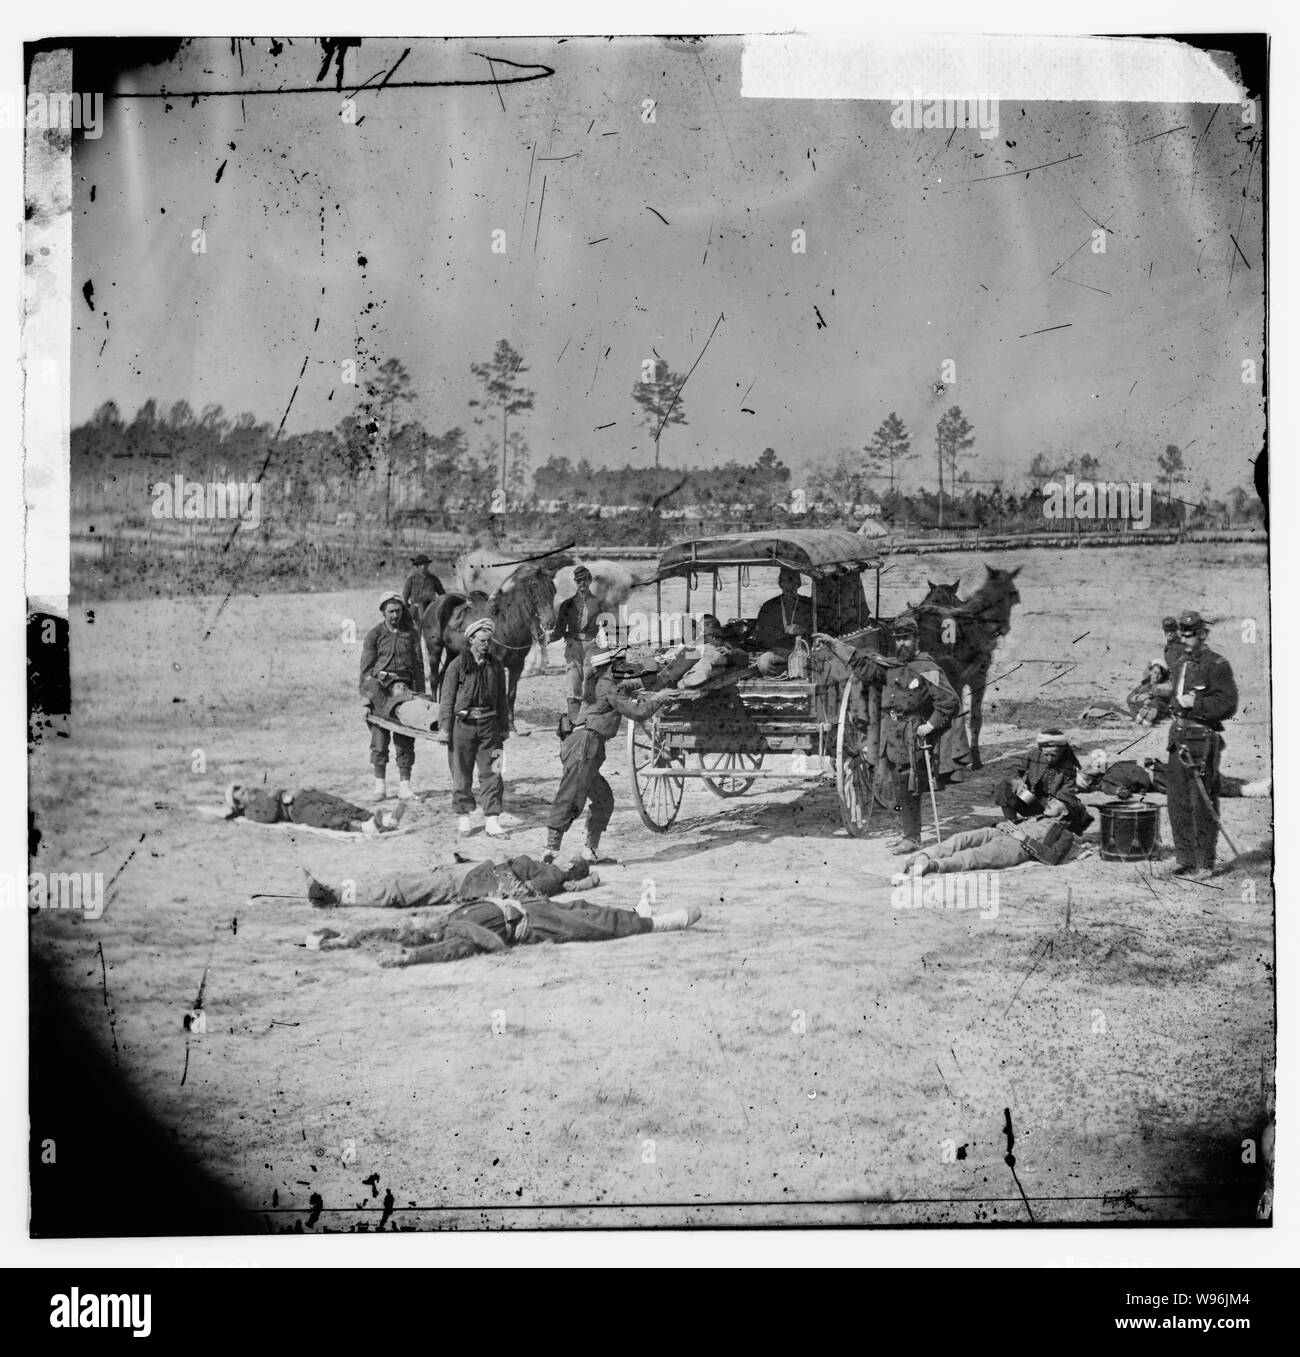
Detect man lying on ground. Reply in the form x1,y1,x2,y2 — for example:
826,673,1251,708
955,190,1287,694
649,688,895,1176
891,806,1081,878
225,784,406,836
1077,751,1270,800
300,853,598,909
309,892,703,966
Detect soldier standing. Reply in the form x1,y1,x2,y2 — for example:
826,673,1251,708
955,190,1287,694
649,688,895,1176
550,565,603,722
1163,609,1238,879
437,617,510,838
359,591,426,801
814,614,959,854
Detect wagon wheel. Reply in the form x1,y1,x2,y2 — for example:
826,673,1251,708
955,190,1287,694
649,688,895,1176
628,716,685,831
698,749,764,797
835,681,890,837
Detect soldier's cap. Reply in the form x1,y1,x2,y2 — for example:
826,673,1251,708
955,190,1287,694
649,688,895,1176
1177,609,1208,633
1161,615,1178,630
378,590,404,612
1036,727,1069,746
464,617,496,641
573,565,593,583
589,646,624,670
411,553,432,566
893,614,920,636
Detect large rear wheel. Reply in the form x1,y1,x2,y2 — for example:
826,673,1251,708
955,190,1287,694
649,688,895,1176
698,749,764,797
835,682,890,837
628,717,685,831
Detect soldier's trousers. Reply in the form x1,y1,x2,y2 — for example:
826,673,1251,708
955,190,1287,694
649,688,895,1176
547,729,614,841
448,715,504,815
888,756,926,841
916,826,1030,874
370,723,415,776
1166,732,1224,868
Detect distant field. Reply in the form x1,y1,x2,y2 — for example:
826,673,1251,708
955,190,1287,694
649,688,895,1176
30,542,1273,1229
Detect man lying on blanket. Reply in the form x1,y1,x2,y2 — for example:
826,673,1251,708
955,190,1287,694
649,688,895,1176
301,853,596,909
306,880,702,965
225,784,406,835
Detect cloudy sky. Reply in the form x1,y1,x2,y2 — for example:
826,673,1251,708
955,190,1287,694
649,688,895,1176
71,35,1264,498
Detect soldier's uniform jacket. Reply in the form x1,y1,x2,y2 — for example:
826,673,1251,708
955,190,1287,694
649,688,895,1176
1010,747,1083,802
578,673,661,739
359,609,426,695
438,652,509,734
402,568,445,621
550,591,602,643
846,648,959,766
1167,646,1238,745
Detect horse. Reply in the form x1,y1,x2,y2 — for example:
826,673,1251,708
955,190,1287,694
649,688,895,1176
912,565,1022,769
423,557,561,732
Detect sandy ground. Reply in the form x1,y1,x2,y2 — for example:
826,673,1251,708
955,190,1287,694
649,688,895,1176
28,543,1274,1230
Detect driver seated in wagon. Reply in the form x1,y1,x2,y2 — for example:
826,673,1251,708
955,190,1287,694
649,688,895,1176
751,568,816,676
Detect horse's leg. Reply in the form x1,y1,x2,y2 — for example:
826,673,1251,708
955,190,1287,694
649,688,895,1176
507,657,522,733
968,668,986,769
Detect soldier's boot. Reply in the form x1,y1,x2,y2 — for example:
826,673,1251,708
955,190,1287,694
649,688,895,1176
484,816,509,838
542,826,564,864
457,815,473,837
371,776,387,802
398,778,416,801
651,904,702,932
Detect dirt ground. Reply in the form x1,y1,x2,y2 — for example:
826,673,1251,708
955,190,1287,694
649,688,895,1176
28,542,1274,1230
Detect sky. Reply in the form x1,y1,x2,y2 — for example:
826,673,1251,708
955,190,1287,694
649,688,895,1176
70,35,1265,499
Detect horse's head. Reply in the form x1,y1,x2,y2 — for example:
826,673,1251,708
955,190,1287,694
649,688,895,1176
920,578,962,608
966,564,1021,637
491,562,557,639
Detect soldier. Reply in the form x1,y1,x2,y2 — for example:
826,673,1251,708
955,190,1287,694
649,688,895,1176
550,565,604,722
814,614,959,854
359,591,426,801
994,729,1093,834
543,646,699,864
437,617,510,838
401,552,446,628
1162,609,1238,879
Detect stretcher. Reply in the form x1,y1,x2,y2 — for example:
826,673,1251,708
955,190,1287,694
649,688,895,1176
366,714,443,743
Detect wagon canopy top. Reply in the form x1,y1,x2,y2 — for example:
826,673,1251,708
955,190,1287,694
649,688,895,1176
651,527,885,581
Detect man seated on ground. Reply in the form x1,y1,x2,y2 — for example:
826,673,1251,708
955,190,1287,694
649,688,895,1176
1126,658,1174,725
361,675,439,732
225,784,406,836
300,853,598,910
893,804,1081,878
994,728,1093,834
752,568,816,676
308,891,703,966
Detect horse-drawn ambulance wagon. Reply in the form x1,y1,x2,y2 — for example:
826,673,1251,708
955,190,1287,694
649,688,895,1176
626,528,899,836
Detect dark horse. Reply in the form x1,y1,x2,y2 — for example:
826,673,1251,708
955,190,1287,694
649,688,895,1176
422,561,558,732
912,565,1022,769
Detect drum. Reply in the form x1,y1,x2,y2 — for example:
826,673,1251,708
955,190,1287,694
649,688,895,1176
1098,801,1161,861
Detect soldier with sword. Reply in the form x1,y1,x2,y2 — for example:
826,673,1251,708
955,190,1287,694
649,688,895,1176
814,613,959,854
1162,609,1239,881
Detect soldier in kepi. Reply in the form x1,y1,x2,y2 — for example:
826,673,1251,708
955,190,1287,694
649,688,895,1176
814,613,959,855
1162,609,1238,880
550,565,604,723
